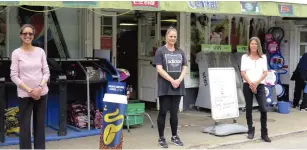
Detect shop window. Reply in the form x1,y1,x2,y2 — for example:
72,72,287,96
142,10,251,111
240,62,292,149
101,17,112,36
100,16,113,51
300,32,307,43
47,7,80,58
190,13,203,79
190,14,230,79
300,45,307,57
210,15,229,45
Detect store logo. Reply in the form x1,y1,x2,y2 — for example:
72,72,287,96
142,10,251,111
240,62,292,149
188,1,218,9
240,1,259,14
280,5,290,13
244,2,253,11
108,84,125,93
131,1,159,8
167,59,181,64
278,4,293,16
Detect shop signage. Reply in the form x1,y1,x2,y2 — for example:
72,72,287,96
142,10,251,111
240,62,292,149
0,1,19,6
101,81,127,149
278,4,294,16
237,45,248,53
131,1,159,8
201,44,231,52
101,36,112,50
240,1,260,14
188,1,218,9
63,1,98,7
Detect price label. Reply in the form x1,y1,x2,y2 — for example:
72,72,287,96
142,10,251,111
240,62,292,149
201,44,231,52
237,45,248,53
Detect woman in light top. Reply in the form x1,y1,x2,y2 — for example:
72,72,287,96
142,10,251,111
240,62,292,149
240,37,271,142
10,24,50,149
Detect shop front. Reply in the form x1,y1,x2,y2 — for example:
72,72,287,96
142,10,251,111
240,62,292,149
180,2,307,112
0,0,307,146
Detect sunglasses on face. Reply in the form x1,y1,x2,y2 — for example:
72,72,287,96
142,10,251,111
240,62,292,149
21,32,34,36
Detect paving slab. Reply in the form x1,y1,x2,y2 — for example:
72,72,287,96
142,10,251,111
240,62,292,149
1,108,306,149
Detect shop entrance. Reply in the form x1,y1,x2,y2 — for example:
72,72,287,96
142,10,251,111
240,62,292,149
101,11,180,109
137,12,179,106
117,13,138,98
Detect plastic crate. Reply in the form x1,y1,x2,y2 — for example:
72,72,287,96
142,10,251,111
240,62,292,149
124,115,144,126
124,102,145,126
126,102,145,115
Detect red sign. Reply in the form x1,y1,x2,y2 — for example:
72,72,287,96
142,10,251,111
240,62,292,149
131,1,159,8
280,5,290,13
100,36,112,50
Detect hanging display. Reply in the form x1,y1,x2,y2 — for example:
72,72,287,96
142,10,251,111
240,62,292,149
267,41,279,54
237,17,247,45
264,70,277,105
265,27,287,99
210,15,229,45
269,54,285,69
265,86,273,105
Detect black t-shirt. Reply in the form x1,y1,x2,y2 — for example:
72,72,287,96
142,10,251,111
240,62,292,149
153,46,187,96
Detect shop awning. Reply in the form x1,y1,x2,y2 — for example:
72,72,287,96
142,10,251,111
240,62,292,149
0,1,306,18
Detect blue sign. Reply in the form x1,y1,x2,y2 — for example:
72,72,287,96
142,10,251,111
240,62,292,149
106,81,126,95
188,1,218,9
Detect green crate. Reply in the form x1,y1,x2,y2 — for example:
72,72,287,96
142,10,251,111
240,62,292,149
124,115,144,126
128,99,141,103
124,102,145,126
126,102,145,115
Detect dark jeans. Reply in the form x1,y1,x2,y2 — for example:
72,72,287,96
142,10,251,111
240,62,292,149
19,95,47,149
301,92,307,110
157,95,181,137
243,83,268,135
293,80,305,107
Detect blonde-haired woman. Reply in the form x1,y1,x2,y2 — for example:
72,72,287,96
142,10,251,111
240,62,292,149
240,37,271,142
153,27,187,148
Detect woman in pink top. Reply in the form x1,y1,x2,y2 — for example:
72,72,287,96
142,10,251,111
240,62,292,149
10,24,50,149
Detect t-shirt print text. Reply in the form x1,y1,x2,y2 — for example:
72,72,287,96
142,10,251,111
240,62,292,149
165,53,182,72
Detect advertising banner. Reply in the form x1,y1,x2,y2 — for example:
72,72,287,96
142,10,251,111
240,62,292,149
100,81,127,149
278,4,294,16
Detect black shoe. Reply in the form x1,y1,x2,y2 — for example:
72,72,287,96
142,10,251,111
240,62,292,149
261,135,272,142
247,127,255,139
158,137,168,148
171,135,184,146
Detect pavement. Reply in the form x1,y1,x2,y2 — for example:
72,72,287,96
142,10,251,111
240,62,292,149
219,132,307,149
1,107,307,149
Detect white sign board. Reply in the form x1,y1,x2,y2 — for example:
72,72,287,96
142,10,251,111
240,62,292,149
208,67,239,120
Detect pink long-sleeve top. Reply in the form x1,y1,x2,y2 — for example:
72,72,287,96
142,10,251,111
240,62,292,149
10,47,50,98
